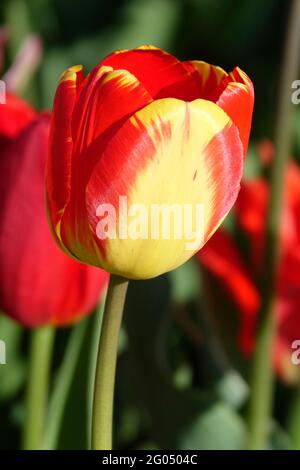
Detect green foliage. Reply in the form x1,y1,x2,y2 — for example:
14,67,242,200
180,401,247,450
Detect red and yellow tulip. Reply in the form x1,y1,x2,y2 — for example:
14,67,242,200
46,45,254,279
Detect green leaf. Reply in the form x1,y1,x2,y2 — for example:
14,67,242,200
180,401,247,450
243,143,262,180
214,369,249,409
43,318,89,449
54,311,101,450
268,421,292,450
169,260,201,304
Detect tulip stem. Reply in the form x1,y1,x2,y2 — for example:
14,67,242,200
247,0,300,450
87,298,106,448
288,386,300,449
22,326,55,450
91,275,129,450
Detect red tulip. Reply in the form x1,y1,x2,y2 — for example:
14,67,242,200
0,92,36,139
0,108,108,327
46,45,254,280
198,160,300,383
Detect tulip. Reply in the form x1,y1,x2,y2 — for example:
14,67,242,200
0,92,35,139
46,45,254,280
0,111,108,327
198,160,300,384
46,45,254,450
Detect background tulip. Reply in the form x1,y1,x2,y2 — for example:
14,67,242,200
0,109,108,327
0,92,35,139
198,158,300,384
46,45,254,280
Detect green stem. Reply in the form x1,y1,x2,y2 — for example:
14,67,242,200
288,386,300,449
247,303,276,449
87,298,106,448
43,319,88,449
247,0,300,450
91,275,129,450
22,326,55,450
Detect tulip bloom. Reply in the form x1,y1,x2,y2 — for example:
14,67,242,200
198,159,300,384
0,92,35,139
46,45,254,279
0,107,108,327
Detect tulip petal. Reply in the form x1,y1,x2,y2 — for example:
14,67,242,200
71,67,153,180
198,229,260,354
182,60,228,101
235,179,268,274
285,162,300,239
84,98,243,279
182,62,254,155
100,45,200,101
56,67,154,263
217,67,254,155
275,248,300,383
236,164,300,275
46,65,83,233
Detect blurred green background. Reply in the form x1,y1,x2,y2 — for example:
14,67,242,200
0,0,295,450
1,0,285,136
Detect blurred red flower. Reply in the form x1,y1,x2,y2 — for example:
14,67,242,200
0,92,35,139
198,158,300,384
0,99,108,327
